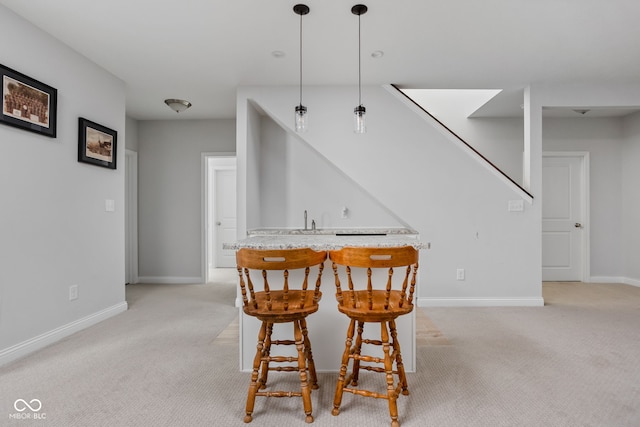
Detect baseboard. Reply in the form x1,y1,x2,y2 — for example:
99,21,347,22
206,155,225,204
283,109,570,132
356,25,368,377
589,276,640,287
417,297,544,307
624,278,640,287
137,276,203,284
0,301,128,367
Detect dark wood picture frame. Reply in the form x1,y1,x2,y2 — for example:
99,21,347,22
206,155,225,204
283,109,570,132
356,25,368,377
0,63,57,138
78,117,117,169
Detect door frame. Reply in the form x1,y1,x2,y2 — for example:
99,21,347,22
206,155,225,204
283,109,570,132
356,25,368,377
542,151,591,281
201,152,236,282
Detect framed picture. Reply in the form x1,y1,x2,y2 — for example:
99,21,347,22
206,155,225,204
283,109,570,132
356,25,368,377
78,117,117,169
1,63,57,138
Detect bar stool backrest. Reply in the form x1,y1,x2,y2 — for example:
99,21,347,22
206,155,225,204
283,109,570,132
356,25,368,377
236,248,327,313
329,246,419,311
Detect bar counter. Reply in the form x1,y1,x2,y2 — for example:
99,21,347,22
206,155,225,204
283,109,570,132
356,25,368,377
223,227,428,251
224,228,426,372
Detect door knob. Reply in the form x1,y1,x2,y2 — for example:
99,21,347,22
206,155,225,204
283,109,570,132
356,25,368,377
575,223,583,228
216,221,221,226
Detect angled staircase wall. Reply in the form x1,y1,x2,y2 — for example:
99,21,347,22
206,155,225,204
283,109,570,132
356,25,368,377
237,85,542,306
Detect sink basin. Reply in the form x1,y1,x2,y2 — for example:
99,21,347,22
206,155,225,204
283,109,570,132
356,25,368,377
335,232,387,236
291,229,387,236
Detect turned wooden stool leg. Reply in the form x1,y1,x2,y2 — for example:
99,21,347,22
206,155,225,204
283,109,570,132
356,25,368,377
258,322,273,390
332,318,356,416
382,322,400,427
389,319,409,396
294,319,314,423
300,318,319,390
351,321,364,386
245,321,268,423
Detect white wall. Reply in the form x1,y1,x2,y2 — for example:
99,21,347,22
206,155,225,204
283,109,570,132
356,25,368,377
237,85,542,306
258,116,405,229
403,98,525,185
125,116,139,151
542,118,624,278
621,112,640,285
405,85,640,285
461,117,524,183
234,84,640,305
137,119,235,283
242,103,263,234
0,6,127,364
257,115,287,227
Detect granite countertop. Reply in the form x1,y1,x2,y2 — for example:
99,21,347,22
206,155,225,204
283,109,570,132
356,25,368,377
224,228,428,251
246,227,418,236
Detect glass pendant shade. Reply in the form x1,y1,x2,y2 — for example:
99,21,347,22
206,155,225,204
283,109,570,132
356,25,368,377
295,104,308,133
354,104,366,134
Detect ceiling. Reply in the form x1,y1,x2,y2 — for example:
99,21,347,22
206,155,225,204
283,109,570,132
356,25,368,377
3,0,640,120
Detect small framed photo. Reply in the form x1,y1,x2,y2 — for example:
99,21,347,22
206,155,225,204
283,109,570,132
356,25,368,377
1,63,57,138
78,117,117,169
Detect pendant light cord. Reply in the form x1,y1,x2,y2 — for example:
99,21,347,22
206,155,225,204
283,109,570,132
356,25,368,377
299,12,303,107
358,13,362,106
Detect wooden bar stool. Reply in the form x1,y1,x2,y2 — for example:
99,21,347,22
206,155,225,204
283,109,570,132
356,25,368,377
329,246,419,427
236,248,327,423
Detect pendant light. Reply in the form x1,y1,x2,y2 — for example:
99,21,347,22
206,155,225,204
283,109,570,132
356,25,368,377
352,4,368,134
293,4,310,133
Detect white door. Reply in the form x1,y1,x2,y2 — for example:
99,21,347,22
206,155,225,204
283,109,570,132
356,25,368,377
542,155,586,281
213,167,237,268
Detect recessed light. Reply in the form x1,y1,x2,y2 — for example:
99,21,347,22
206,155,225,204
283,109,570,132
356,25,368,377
371,50,384,58
271,50,286,58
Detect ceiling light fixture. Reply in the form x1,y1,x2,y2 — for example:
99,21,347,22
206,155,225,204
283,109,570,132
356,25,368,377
164,98,192,113
352,4,368,134
293,4,310,133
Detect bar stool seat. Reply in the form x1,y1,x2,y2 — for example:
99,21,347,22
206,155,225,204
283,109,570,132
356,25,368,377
244,290,320,321
336,290,413,322
236,248,327,424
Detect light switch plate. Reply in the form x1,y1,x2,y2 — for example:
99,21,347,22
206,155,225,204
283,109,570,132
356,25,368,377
508,200,524,212
105,199,115,212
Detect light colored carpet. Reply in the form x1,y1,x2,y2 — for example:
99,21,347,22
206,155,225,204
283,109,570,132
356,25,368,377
1,277,639,426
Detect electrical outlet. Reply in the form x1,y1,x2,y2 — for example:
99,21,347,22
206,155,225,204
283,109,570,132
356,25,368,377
456,268,465,281
69,285,79,301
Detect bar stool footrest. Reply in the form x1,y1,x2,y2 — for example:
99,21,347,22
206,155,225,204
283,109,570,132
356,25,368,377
256,391,304,398
343,387,390,400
